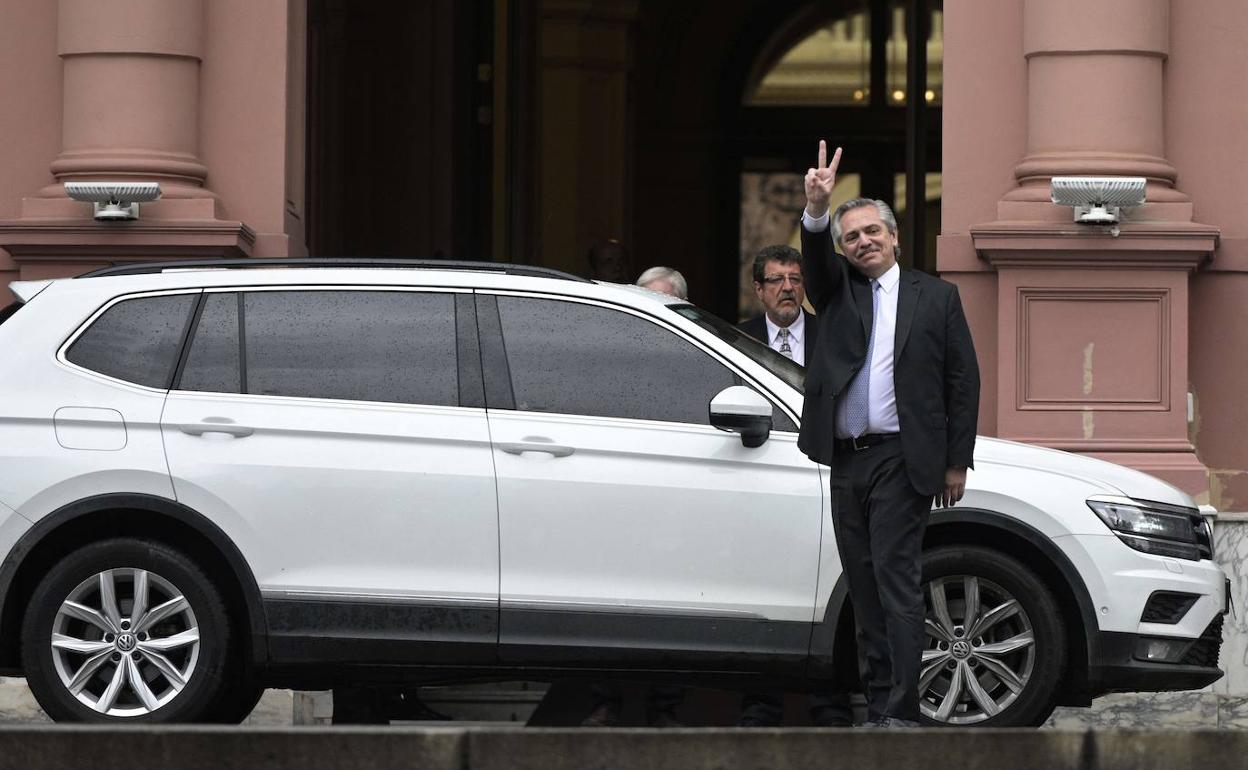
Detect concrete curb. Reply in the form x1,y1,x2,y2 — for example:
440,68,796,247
0,727,1242,770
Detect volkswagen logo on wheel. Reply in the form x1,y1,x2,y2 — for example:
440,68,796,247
115,633,137,653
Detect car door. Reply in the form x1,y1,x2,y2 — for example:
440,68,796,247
160,288,498,664
478,292,824,673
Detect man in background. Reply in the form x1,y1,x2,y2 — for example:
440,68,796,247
636,266,688,299
586,238,631,283
738,245,816,365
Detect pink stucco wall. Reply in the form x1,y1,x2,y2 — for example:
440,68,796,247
1170,3,1248,507
937,0,1027,438
201,0,294,256
941,0,1248,505
0,0,299,305
0,0,60,302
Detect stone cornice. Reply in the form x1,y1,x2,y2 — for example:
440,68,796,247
0,218,255,260
971,221,1219,270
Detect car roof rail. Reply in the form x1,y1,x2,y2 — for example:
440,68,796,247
75,258,592,283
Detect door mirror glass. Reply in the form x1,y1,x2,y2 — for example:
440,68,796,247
709,386,773,448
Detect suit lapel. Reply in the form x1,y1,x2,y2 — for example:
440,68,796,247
894,271,920,362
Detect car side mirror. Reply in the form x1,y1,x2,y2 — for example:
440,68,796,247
709,386,773,448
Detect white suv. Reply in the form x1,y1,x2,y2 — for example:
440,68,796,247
0,260,1227,725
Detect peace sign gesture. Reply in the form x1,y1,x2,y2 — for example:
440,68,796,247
804,140,842,218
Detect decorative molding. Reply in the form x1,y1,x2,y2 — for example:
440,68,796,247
1005,438,1196,453
1017,288,1169,410
0,219,256,261
973,221,1218,270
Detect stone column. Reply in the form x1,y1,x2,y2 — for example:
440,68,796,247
0,0,253,273
999,0,1191,221
970,0,1217,494
50,0,210,200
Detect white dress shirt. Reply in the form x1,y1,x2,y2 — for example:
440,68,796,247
765,312,806,366
834,263,901,436
802,209,901,437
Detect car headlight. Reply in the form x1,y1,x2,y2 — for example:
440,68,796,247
1086,497,1204,561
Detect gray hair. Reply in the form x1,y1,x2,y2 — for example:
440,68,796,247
831,198,902,258
636,266,688,299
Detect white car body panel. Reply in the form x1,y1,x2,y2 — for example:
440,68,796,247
161,390,500,603
0,340,175,519
490,409,824,622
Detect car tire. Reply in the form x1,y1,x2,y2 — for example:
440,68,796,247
20,538,232,723
919,545,1066,727
205,675,266,723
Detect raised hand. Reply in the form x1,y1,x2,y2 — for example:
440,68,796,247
804,140,842,219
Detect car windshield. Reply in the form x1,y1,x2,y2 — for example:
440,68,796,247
672,305,805,395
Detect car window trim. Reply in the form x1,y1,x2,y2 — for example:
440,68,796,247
475,289,800,429
56,288,204,394
169,292,210,390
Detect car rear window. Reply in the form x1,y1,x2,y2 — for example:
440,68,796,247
65,294,198,389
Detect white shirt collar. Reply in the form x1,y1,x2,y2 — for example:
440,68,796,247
765,310,804,346
874,263,901,293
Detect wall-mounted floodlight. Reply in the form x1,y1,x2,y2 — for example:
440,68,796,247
1050,177,1145,225
64,182,162,221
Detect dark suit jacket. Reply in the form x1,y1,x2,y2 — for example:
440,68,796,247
737,309,819,364
798,224,980,495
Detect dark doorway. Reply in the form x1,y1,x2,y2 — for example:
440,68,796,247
632,0,942,321
305,0,493,260
730,0,943,320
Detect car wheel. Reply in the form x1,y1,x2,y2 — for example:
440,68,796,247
20,538,231,722
919,545,1066,727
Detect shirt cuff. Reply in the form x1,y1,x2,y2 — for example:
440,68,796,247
802,210,830,232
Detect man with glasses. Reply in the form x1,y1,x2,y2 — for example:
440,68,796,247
738,245,817,365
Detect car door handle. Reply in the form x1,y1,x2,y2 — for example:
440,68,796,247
497,441,575,458
178,422,254,438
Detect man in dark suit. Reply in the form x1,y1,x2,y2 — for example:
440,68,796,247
799,141,980,728
738,245,818,366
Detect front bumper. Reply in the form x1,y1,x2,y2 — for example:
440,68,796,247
1090,613,1225,695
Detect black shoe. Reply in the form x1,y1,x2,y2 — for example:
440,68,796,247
864,716,923,728
883,717,923,728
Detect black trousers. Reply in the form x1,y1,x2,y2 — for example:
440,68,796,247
830,437,930,722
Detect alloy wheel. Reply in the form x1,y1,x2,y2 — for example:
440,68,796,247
48,568,201,717
920,574,1036,725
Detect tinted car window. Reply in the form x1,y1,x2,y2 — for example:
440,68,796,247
241,290,458,406
179,292,242,394
495,296,738,424
66,294,197,389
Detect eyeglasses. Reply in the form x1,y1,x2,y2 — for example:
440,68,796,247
761,274,803,287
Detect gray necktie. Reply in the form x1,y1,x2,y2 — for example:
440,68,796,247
777,327,793,358
842,279,881,437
